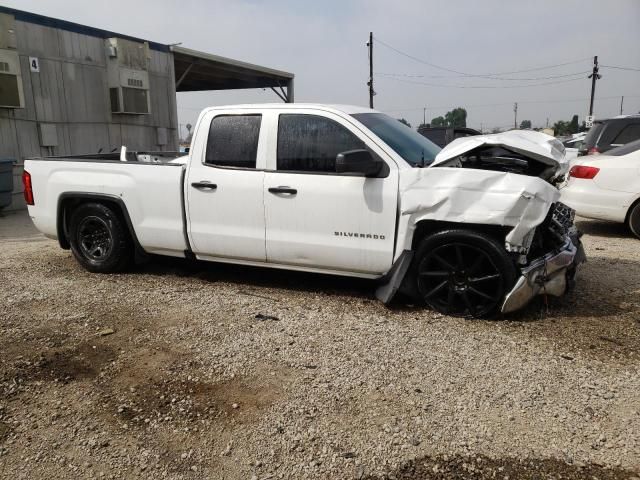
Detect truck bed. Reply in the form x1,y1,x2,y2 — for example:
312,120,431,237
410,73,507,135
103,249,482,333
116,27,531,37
25,155,188,257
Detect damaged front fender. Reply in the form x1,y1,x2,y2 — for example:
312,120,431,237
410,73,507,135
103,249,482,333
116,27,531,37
398,167,560,252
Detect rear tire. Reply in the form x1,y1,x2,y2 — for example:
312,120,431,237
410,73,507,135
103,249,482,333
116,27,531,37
69,203,132,273
409,229,517,318
627,202,640,240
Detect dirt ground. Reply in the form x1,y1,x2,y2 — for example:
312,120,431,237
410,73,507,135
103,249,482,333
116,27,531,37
1,210,639,479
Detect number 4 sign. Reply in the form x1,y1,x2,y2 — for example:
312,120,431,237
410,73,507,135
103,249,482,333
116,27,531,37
29,57,40,73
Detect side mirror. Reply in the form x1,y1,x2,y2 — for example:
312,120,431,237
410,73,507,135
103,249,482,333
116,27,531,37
335,149,382,177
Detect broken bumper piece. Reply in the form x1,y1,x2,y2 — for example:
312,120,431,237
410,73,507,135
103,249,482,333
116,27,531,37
501,235,586,313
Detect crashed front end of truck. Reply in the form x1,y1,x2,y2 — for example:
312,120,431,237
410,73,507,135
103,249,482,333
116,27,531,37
502,200,585,312
399,130,586,314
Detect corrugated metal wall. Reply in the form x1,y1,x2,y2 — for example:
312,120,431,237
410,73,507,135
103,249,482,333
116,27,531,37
0,18,178,211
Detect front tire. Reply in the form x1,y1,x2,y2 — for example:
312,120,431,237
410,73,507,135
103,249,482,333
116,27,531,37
410,229,517,318
627,202,640,240
69,203,132,273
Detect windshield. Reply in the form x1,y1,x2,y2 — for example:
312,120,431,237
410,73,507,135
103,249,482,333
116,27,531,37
582,122,604,151
352,113,441,167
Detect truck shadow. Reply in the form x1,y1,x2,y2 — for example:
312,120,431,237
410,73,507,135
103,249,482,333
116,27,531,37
138,255,378,301
135,252,640,320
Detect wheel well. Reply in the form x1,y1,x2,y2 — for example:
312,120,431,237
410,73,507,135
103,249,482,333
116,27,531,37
411,220,512,250
57,195,140,252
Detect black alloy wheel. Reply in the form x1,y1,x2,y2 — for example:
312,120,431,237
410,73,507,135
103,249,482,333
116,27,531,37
77,216,114,261
68,202,132,273
412,229,517,318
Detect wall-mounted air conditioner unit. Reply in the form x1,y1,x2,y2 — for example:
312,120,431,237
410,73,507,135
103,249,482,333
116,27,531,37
0,48,24,109
109,67,151,114
106,38,151,115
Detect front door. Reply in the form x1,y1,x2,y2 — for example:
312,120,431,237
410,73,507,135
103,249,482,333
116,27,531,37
264,112,398,275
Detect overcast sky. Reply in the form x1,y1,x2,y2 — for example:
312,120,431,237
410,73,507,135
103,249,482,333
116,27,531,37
6,0,640,134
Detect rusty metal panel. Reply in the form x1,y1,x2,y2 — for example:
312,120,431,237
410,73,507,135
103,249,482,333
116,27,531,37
107,38,149,71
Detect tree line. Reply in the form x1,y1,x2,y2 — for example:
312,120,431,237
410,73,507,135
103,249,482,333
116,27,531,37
398,108,585,136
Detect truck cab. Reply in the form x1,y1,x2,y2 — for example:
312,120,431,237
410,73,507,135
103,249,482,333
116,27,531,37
185,104,415,276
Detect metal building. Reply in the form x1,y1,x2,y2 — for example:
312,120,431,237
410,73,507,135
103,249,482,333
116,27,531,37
0,6,294,211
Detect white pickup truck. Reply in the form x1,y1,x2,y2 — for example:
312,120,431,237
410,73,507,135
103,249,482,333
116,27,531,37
23,104,585,318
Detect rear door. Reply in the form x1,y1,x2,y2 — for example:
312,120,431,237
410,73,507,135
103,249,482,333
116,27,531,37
186,111,267,261
263,110,398,275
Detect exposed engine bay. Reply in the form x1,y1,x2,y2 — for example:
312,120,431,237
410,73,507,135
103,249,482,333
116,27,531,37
430,129,569,183
454,146,559,182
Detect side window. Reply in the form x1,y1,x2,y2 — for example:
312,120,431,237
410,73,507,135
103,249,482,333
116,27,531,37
277,114,366,172
612,124,640,145
205,115,261,168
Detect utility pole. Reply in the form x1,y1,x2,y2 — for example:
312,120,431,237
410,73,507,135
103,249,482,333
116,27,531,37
546,117,549,128
588,55,601,117
423,107,426,126
367,32,374,109
513,102,518,129
620,95,624,115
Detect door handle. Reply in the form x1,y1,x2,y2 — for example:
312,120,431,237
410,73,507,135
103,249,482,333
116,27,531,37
268,186,297,195
191,181,217,190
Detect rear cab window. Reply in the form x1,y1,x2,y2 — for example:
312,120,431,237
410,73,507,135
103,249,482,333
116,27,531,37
205,115,262,168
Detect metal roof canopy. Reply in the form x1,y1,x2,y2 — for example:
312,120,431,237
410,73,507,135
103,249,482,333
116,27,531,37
172,46,294,102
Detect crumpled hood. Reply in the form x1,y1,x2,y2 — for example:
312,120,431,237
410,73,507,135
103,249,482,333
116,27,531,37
431,129,568,177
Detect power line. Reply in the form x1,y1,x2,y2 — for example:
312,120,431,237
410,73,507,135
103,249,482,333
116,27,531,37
601,64,640,72
380,95,640,113
374,36,591,78
375,74,586,89
375,70,590,81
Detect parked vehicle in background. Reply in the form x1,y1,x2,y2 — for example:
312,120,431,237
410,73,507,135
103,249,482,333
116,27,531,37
23,104,584,318
561,139,640,238
417,126,481,148
562,132,586,163
580,115,640,156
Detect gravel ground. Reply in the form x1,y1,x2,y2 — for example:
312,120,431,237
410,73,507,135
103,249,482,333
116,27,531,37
1,211,639,479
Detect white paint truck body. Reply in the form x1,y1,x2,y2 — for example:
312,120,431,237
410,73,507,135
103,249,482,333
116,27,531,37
24,104,585,317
